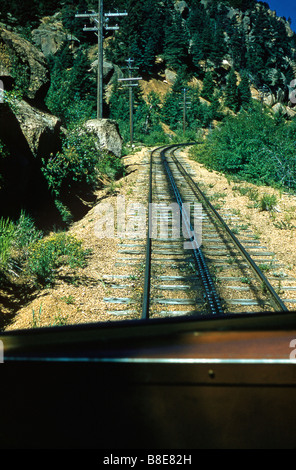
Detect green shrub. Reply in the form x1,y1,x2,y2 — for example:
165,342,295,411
42,130,100,197
0,218,15,274
42,129,125,200
14,211,42,251
45,46,96,125
141,130,171,146
97,152,125,181
0,212,42,279
259,194,278,211
54,200,74,224
27,233,88,285
191,105,296,190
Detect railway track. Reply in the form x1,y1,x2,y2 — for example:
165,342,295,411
1,145,296,451
105,143,293,319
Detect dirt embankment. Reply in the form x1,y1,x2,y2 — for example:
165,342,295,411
2,147,148,331
3,145,296,331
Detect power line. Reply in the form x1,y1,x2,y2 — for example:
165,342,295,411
75,1,127,119
118,58,142,146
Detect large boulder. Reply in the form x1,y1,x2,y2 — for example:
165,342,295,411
174,1,190,19
83,119,123,158
0,99,62,216
0,99,61,160
90,59,115,82
0,26,50,103
164,69,177,85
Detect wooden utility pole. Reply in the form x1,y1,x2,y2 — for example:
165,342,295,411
181,88,191,134
183,88,187,134
128,62,134,145
97,0,103,119
118,58,142,146
75,1,127,119
0,80,4,103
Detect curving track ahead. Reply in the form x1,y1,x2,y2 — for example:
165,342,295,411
142,143,289,319
1,144,296,451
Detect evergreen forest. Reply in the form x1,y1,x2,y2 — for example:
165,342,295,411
2,0,296,220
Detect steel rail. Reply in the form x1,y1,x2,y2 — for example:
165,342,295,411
142,144,224,319
170,148,289,313
141,146,167,320
161,145,224,316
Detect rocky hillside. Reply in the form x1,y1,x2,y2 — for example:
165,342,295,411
2,1,296,103
104,0,296,109
1,0,296,222
0,13,122,223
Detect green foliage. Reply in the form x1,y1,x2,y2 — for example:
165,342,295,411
109,79,165,142
201,72,215,101
9,54,30,96
188,3,227,70
27,233,88,285
14,212,43,251
224,68,239,111
245,4,294,87
45,45,96,125
42,129,101,197
0,212,42,280
97,152,125,181
54,200,74,225
163,12,189,73
42,127,124,222
161,75,223,132
0,211,89,287
191,104,296,190
105,0,164,72
141,130,171,147
259,194,278,212
2,0,296,95
238,72,252,109
0,218,15,275
108,81,131,139
161,90,183,131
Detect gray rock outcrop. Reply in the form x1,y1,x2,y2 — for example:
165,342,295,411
0,98,62,214
165,69,177,84
174,1,190,19
0,99,61,160
32,13,80,57
83,119,123,158
0,26,50,103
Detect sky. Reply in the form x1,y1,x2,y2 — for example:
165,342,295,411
263,0,296,28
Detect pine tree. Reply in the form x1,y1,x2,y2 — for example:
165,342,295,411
45,46,96,123
70,47,95,97
209,25,227,67
230,26,247,70
246,7,271,84
201,71,215,101
202,24,215,69
225,68,239,111
238,72,252,109
164,12,189,72
105,0,163,72
191,33,204,70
